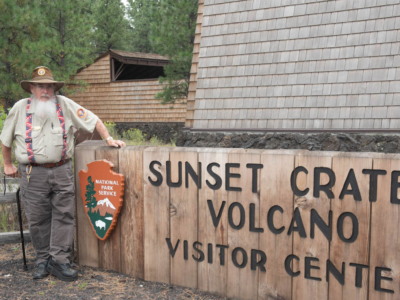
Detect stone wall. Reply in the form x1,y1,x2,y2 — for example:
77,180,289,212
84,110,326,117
176,131,400,153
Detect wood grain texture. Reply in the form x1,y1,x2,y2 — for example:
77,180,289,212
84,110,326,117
226,149,260,300
74,144,400,299
369,157,400,299
329,155,372,300
197,148,229,295
258,151,295,300
0,194,17,204
292,153,331,300
75,142,101,267
169,148,199,288
119,146,146,279
70,53,186,123
95,146,121,272
0,231,31,244
143,147,171,284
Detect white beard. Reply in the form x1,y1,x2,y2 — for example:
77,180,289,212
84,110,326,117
31,95,57,120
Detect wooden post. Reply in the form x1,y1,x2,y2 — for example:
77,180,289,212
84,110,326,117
119,146,146,279
143,147,171,284
226,149,261,300
75,141,102,267
95,146,121,272
198,148,229,295
169,148,199,288
292,153,332,300
259,151,296,300
369,157,400,299
330,154,372,300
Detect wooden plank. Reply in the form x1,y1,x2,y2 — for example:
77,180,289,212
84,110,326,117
0,231,31,244
329,155,372,300
95,146,121,272
170,148,199,288
369,157,400,299
292,153,331,300
258,151,295,300
119,146,146,279
226,149,260,300
75,142,101,267
198,148,229,295
0,194,17,204
143,147,171,284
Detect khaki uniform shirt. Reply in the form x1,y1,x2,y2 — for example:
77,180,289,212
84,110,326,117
0,95,98,164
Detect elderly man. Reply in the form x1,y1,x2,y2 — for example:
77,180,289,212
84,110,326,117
0,66,125,281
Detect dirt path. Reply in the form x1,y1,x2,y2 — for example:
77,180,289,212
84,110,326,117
0,244,226,300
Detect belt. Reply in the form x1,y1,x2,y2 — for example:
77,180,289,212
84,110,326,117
29,159,70,168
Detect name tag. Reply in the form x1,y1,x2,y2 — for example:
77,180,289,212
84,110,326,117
33,126,41,131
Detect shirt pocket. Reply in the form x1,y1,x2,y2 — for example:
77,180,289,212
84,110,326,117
31,130,45,154
51,127,64,147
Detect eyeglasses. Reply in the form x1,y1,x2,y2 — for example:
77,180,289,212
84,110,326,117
33,84,54,91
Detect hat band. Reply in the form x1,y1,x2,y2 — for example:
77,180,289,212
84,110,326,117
30,76,56,82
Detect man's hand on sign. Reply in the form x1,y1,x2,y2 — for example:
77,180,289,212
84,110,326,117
94,119,126,148
4,164,18,178
106,139,126,148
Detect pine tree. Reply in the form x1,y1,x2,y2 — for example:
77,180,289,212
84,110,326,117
92,0,132,56
85,176,97,214
149,0,198,105
39,0,95,93
126,0,159,53
0,0,43,110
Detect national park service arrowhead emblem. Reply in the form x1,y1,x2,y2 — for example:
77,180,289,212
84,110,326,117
79,160,124,241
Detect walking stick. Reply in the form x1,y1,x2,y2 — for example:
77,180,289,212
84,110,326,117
15,187,28,271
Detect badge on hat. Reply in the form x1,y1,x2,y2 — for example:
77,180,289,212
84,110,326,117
37,68,46,76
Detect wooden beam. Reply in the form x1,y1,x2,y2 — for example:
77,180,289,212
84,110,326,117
115,63,127,80
0,194,17,204
0,231,31,244
111,58,115,81
117,58,168,67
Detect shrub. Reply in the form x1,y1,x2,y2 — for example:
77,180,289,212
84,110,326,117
149,136,163,146
122,129,145,145
104,121,121,140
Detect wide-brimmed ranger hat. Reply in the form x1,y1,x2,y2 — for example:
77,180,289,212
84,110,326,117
20,66,64,93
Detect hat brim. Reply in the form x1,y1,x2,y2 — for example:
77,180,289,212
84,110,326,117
20,79,65,93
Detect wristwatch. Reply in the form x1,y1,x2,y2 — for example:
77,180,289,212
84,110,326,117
106,136,114,141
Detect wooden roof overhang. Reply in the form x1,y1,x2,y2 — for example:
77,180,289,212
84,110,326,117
75,49,169,82
109,53,168,67
95,49,169,66
104,50,168,81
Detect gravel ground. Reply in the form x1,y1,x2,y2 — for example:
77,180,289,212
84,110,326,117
0,243,226,300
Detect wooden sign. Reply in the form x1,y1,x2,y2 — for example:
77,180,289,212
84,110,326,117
79,159,124,241
75,142,400,300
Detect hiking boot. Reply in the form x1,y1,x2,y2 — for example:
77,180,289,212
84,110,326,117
46,258,78,282
33,261,49,280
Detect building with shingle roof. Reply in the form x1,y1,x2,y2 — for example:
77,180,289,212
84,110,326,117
186,0,400,131
71,49,186,124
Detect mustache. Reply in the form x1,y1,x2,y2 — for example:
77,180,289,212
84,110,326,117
41,94,51,98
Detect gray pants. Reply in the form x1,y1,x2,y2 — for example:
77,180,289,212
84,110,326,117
19,161,74,265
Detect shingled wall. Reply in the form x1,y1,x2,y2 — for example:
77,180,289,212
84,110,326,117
187,0,400,130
